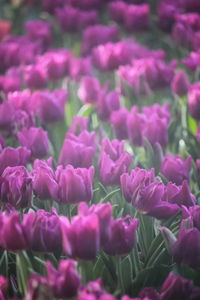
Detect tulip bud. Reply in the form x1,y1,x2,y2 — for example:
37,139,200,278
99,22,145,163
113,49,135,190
171,70,190,96
110,108,129,140
46,259,81,298
78,76,101,104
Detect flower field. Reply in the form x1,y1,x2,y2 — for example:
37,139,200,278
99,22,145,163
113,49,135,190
0,0,200,299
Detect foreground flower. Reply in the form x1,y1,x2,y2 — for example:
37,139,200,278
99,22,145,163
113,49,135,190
61,213,100,260
46,259,81,298
103,216,138,256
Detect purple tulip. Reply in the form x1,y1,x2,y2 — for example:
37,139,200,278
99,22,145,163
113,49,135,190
23,209,62,252
160,272,200,300
18,127,50,159
183,50,200,71
59,131,96,168
142,103,171,124
32,159,58,201
25,274,49,300
161,155,191,185
78,76,101,104
24,64,48,90
121,168,155,203
124,4,150,32
110,108,129,140
97,89,120,121
99,138,132,186
31,89,67,123
0,212,29,251
46,259,80,298
69,116,88,135
69,57,92,81
188,83,200,120
61,213,100,260
78,202,112,246
158,2,182,32
162,181,196,207
109,1,127,24
8,89,32,112
0,166,32,208
69,0,102,10
127,107,145,146
81,25,119,56
0,146,31,175
25,20,52,49
103,216,138,256
78,279,116,300
171,70,190,96
56,165,94,204
0,276,8,300
139,287,160,300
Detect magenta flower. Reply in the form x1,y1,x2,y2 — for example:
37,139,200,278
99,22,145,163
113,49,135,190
171,70,190,96
0,146,31,175
124,4,150,32
59,131,96,168
78,76,101,104
25,20,52,49
24,64,48,90
99,138,132,186
161,155,191,185
103,216,138,256
56,165,94,204
110,108,129,140
81,25,119,56
18,127,50,159
69,57,92,81
0,212,29,251
46,259,80,298
97,89,120,121
32,159,58,201
78,202,112,246
31,89,67,123
188,83,200,120
23,209,62,252
61,213,100,260
127,107,145,146
0,166,32,208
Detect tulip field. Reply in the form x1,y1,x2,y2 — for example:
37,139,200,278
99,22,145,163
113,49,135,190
1,0,200,299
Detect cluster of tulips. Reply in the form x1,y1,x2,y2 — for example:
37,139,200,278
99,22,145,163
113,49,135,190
0,0,200,299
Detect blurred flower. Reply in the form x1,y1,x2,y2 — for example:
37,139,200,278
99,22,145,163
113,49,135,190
110,108,129,140
124,4,150,32
171,70,190,96
0,20,11,41
25,274,49,300
24,64,48,89
18,127,50,159
97,89,120,121
25,20,52,49
99,138,132,186
78,76,101,104
69,57,92,81
46,259,80,298
59,131,96,168
188,83,200,120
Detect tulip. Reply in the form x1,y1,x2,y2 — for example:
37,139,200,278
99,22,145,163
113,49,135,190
78,202,112,246
25,20,52,49
81,25,119,56
110,108,129,140
61,213,100,260
103,216,138,256
121,168,155,203
78,76,101,104
127,107,145,146
188,84,200,120
160,272,200,300
18,127,50,159
25,274,49,300
31,89,67,123
1,212,29,251
0,146,31,175
78,279,116,300
0,166,32,208
69,57,92,81
124,4,150,32
171,70,190,96
58,131,96,168
109,1,127,24
46,259,80,298
23,209,62,252
97,90,120,121
32,159,58,201
69,116,88,135
99,138,132,186
56,165,94,204
24,64,48,89
161,155,191,185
